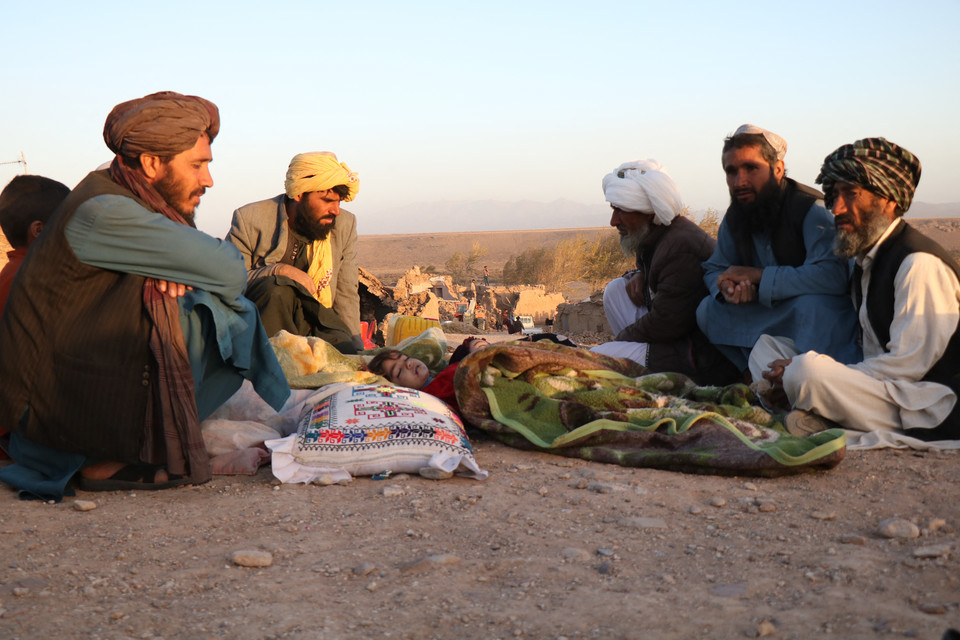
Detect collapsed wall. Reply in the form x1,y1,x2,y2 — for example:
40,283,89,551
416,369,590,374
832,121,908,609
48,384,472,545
384,267,574,331
512,289,565,326
555,298,612,336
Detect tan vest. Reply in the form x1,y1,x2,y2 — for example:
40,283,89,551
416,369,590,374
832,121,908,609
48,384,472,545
0,171,163,463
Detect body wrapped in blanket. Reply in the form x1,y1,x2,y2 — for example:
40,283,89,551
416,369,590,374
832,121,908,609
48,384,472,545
452,341,846,476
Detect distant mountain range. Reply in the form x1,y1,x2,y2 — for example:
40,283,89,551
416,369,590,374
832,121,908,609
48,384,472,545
364,199,960,234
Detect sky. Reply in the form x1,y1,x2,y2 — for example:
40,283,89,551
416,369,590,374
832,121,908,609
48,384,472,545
1,1,958,237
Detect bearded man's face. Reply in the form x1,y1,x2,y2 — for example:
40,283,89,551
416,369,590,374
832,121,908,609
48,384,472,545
831,183,895,257
610,206,654,257
290,189,341,241
152,134,213,224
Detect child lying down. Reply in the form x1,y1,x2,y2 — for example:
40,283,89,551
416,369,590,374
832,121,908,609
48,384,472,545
367,337,490,410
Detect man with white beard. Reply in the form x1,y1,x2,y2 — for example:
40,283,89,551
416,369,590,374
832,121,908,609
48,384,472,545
750,138,960,446
591,160,738,385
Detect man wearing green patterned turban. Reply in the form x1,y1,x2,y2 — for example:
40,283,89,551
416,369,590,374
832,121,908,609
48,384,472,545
750,138,960,448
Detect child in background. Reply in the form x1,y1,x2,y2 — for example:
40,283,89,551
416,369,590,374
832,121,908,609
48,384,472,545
0,175,70,316
0,175,70,459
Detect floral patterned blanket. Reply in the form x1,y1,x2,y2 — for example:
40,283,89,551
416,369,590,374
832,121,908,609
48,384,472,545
453,341,846,476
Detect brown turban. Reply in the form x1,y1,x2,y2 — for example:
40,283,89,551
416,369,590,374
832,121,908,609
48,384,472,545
103,91,220,158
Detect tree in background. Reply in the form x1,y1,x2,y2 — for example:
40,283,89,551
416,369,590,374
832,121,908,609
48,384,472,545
697,208,722,238
500,208,725,292
502,231,631,291
444,241,488,284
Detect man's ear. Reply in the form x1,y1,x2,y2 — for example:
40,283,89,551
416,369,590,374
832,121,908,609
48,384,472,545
139,153,165,182
773,159,786,182
882,197,900,219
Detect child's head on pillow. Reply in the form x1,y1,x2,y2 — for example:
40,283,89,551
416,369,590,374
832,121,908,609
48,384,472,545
367,349,431,389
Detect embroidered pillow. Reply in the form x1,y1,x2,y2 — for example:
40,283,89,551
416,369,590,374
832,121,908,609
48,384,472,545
287,384,486,479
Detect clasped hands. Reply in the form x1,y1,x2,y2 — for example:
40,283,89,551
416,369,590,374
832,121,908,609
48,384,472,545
716,266,763,304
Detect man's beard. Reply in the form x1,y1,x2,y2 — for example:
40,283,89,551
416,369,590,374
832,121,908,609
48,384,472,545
290,206,336,241
728,172,781,234
834,205,891,258
619,225,650,257
153,171,203,226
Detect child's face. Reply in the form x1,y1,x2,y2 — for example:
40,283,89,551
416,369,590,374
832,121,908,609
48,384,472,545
383,354,431,389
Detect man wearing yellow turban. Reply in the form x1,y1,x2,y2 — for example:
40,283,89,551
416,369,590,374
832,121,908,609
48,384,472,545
227,151,362,352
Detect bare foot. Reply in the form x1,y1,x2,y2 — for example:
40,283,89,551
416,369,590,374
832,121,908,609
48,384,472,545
81,461,169,483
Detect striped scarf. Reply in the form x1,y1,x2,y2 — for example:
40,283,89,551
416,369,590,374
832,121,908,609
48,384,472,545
816,137,921,213
108,158,211,484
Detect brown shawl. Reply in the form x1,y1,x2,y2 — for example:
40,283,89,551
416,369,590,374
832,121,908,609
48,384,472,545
103,91,220,483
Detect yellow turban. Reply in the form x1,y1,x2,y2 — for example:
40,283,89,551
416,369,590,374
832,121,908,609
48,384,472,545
284,152,359,202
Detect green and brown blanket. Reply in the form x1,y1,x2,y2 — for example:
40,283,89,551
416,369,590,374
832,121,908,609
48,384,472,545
453,341,846,476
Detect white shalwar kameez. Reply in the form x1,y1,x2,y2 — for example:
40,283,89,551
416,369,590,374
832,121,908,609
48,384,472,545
748,220,960,450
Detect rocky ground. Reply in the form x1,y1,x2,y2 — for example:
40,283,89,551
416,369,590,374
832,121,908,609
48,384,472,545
1,441,957,640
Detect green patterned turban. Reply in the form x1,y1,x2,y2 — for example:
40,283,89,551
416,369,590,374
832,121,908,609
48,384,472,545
816,137,921,213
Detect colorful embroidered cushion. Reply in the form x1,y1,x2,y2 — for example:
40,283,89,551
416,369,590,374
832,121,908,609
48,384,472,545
288,384,486,479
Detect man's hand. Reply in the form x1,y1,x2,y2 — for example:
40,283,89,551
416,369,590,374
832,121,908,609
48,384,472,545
718,278,758,304
624,271,645,307
155,279,193,298
250,263,317,295
762,357,793,388
717,266,762,304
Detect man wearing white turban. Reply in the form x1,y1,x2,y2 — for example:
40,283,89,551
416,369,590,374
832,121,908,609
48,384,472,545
591,160,738,385
696,125,860,374
227,152,362,352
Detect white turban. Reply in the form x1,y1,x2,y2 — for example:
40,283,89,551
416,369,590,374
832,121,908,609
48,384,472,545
284,151,359,201
733,124,787,161
602,159,683,226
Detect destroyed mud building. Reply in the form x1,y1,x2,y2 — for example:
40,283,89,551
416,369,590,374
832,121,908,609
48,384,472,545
359,265,600,345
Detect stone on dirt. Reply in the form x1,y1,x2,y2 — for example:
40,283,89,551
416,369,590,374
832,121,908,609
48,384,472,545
878,518,920,539
231,550,273,568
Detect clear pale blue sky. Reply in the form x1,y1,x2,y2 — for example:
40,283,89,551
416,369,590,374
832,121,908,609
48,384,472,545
1,1,957,236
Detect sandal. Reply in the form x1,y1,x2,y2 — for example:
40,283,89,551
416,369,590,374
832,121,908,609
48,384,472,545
79,464,190,492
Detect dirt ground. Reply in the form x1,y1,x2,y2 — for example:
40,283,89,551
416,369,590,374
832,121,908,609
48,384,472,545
1,330,958,639
1,440,957,640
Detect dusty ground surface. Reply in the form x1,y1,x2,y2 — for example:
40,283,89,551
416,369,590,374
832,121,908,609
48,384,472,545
1,441,958,640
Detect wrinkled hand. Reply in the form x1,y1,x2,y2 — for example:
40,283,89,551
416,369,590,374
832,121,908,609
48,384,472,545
625,271,645,307
762,357,793,388
155,279,193,298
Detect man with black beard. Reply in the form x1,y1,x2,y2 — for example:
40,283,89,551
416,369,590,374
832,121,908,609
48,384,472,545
696,125,860,374
590,160,738,385
749,138,960,446
227,152,362,352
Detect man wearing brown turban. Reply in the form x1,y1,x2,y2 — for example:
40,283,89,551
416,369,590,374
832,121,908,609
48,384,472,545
0,92,289,499
749,138,960,448
227,151,362,352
